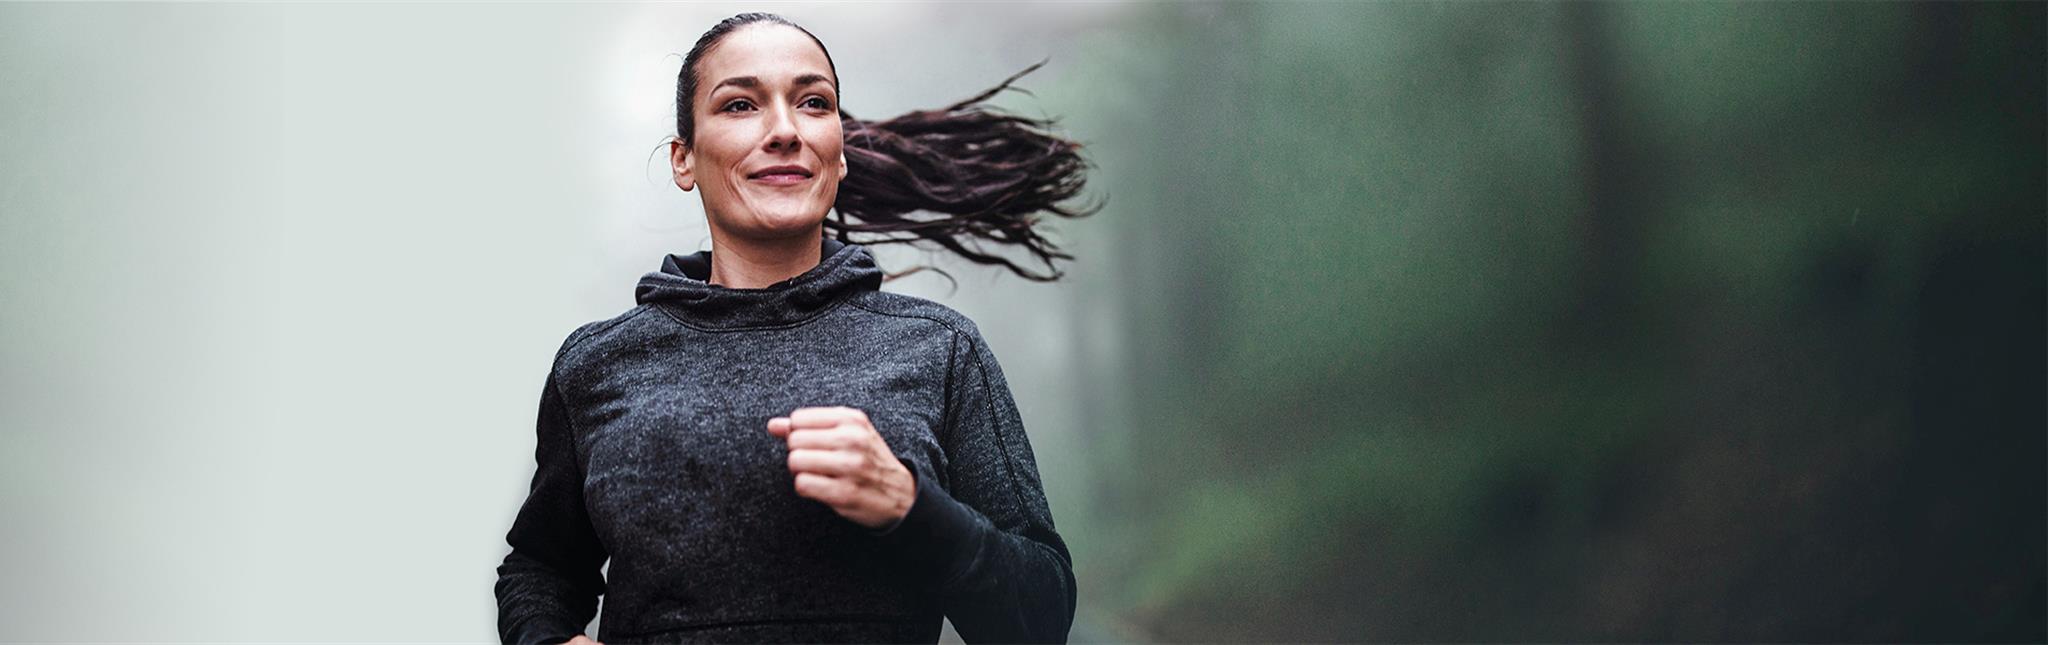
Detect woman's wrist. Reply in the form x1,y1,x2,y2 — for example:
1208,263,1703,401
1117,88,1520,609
870,466,919,535
869,470,990,589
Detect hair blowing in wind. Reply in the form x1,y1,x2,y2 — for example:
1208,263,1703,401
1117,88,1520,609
833,60,1103,282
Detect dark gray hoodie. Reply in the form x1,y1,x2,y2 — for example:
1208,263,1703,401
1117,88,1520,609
494,237,1076,644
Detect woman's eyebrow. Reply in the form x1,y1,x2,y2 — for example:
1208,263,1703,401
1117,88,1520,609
711,74,836,93
790,73,834,90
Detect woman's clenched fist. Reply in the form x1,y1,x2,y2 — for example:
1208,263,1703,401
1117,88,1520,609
767,406,915,530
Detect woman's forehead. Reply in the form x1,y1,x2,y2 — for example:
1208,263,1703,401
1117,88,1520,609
699,24,835,90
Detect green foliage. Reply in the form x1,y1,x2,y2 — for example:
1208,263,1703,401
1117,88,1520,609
1041,1,2042,641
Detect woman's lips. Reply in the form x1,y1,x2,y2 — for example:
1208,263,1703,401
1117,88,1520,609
749,173,812,187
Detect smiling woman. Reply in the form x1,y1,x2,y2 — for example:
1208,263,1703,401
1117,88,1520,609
669,22,849,280
493,11,1094,645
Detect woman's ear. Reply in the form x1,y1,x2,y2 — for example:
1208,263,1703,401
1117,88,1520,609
670,140,696,192
834,151,848,183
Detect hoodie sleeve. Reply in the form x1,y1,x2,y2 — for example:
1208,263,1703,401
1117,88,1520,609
494,365,609,645
872,323,1077,644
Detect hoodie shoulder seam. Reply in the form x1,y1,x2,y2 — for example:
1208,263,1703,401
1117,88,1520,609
561,306,655,357
844,296,970,338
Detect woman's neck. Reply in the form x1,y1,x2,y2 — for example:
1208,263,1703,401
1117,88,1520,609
706,227,824,289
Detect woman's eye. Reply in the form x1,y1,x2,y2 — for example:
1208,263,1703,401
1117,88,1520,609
720,98,755,112
803,97,832,110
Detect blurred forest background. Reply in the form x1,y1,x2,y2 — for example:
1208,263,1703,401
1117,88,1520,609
1,1,2039,642
1025,2,2044,641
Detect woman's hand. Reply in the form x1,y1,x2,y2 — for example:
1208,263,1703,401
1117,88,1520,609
559,635,602,645
767,406,916,530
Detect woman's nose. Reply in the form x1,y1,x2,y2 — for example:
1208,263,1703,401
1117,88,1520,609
764,105,801,152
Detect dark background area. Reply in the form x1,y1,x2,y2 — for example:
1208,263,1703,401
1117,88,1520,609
1039,2,2044,640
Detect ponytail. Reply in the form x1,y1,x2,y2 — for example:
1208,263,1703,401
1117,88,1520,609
833,60,1102,282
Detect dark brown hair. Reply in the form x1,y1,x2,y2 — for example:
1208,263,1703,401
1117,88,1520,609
673,12,1101,282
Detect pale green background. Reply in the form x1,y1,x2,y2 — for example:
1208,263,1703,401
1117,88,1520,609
1,2,1135,640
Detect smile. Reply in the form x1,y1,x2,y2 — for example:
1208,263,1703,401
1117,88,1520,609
747,164,816,187
748,173,813,187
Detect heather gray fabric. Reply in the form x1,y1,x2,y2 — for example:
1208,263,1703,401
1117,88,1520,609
494,237,1076,644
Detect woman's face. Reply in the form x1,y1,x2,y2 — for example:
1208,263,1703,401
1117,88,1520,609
670,24,847,243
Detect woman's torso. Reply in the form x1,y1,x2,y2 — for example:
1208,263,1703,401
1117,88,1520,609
551,294,964,641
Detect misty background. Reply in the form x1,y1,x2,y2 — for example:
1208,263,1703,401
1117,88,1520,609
1,2,2040,642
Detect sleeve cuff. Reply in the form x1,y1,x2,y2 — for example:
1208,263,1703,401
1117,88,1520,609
868,468,988,588
506,617,585,645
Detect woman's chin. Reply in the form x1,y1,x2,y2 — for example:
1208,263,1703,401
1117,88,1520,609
731,209,828,240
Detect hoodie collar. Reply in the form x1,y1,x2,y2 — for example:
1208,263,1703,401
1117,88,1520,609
634,237,883,330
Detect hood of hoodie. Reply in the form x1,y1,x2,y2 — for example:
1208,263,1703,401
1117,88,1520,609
633,236,884,330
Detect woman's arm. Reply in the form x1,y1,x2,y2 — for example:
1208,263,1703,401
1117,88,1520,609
872,323,1078,644
494,369,609,645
